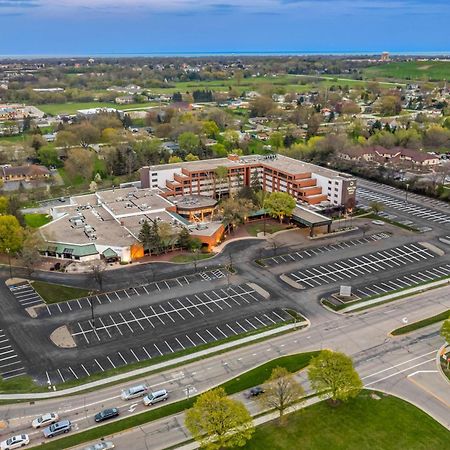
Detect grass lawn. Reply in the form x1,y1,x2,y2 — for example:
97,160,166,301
24,213,52,228
364,60,450,81
0,135,25,143
28,351,318,450
246,221,287,236
32,280,92,304
170,252,214,263
243,391,450,450
392,309,450,336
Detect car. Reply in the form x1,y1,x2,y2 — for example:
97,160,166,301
121,384,148,400
245,387,265,398
43,420,72,438
0,434,30,450
143,389,168,406
94,408,119,423
31,412,59,429
82,441,115,450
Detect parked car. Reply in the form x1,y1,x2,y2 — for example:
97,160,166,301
43,420,72,438
82,441,115,450
0,434,30,450
32,412,59,429
94,408,119,423
121,384,148,400
143,389,168,406
245,386,265,398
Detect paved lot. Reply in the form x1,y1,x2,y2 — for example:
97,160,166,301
38,268,227,317
0,328,26,380
357,187,450,224
287,243,437,288
8,281,44,308
264,232,391,266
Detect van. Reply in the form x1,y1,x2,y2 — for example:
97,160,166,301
121,384,148,400
143,389,168,406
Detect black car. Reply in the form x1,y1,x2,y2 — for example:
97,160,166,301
94,408,119,423
245,387,265,398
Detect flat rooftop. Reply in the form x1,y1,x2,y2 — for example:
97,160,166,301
144,154,352,180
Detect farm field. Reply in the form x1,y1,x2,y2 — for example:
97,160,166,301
364,60,450,81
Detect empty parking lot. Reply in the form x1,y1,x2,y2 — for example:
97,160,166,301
357,188,450,224
286,243,437,288
264,232,391,267
8,281,44,308
0,329,26,380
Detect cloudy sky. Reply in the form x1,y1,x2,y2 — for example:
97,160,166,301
0,0,448,55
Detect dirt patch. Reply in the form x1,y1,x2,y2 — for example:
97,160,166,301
50,325,77,348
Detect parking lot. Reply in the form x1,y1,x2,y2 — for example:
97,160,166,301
38,268,228,317
287,243,437,288
354,263,450,299
0,328,26,380
357,188,450,224
8,281,44,308
44,305,292,385
263,232,391,267
69,283,263,345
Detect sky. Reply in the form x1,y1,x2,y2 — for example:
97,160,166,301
0,0,449,55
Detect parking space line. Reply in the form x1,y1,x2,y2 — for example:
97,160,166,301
160,304,176,322
140,307,155,327
226,324,238,334
95,359,104,371
216,326,227,338
142,346,152,359
130,348,140,361
119,313,134,332
109,315,123,335
98,317,112,338
118,352,127,364
69,367,78,379
185,334,196,346
196,332,207,344
263,313,276,324
81,364,90,376
107,356,116,368
167,301,185,320
150,306,165,324
130,310,145,330
205,329,217,341
245,319,257,330
272,310,286,321
175,337,185,350
57,369,65,382
154,344,163,356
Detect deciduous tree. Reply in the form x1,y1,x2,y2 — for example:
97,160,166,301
308,350,362,405
0,215,23,254
263,191,296,223
185,387,254,450
259,367,305,422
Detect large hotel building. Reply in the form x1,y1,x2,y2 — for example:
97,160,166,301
141,154,356,209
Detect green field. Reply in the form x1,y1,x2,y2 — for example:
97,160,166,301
38,101,158,116
364,61,450,81
24,213,52,228
32,280,92,303
243,391,450,450
170,252,214,263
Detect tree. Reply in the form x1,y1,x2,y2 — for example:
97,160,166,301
250,96,275,117
259,367,305,422
202,120,220,139
20,229,43,277
0,215,23,254
55,130,77,148
64,148,94,181
308,350,362,405
178,131,200,153
440,316,450,344
263,192,296,223
91,263,106,291
168,155,183,163
158,221,174,252
220,197,254,231
185,387,254,450
72,122,101,148
211,143,228,157
214,165,229,199
38,146,61,168
185,153,200,161
177,227,192,250
378,95,402,116
0,196,9,214
138,220,152,252
268,132,284,151
28,134,46,153
369,201,384,215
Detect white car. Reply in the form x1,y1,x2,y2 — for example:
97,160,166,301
0,434,30,450
31,412,59,429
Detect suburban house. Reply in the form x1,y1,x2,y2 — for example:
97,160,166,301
0,164,51,182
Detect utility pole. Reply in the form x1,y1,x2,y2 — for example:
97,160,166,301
5,248,12,279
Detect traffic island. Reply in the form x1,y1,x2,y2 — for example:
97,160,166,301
50,325,77,349
280,274,305,289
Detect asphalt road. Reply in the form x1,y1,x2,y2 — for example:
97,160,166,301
1,287,448,449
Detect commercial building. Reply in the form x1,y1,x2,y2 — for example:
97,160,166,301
141,154,356,208
40,186,224,263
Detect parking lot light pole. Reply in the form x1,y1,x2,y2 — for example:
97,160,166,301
405,183,410,203
5,248,12,279
90,298,95,331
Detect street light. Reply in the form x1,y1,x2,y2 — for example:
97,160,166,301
5,248,12,279
405,183,410,203
90,298,96,331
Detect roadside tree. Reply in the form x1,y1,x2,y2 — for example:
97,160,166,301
220,197,254,231
185,387,254,450
259,367,305,422
20,229,43,277
308,350,362,405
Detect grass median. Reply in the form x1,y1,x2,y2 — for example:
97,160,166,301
32,281,93,304
30,351,318,450
391,309,450,336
